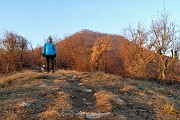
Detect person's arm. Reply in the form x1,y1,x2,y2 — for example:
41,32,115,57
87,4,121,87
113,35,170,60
42,44,46,57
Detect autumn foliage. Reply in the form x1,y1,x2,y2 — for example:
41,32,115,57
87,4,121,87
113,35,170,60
0,12,180,81
0,29,179,81
56,30,129,76
0,31,30,73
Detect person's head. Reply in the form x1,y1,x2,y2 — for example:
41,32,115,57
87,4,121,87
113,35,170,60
47,36,52,43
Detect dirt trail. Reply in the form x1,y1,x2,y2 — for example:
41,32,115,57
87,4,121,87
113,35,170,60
0,70,179,120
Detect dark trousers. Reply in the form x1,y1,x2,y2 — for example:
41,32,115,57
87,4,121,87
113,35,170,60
45,55,55,72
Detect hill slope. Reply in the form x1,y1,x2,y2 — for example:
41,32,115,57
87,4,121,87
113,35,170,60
0,70,179,120
56,29,129,75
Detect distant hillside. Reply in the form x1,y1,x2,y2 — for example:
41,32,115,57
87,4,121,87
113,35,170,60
0,69,179,119
56,29,130,76
27,29,180,80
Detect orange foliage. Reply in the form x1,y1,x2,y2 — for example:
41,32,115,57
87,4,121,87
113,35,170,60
0,29,179,81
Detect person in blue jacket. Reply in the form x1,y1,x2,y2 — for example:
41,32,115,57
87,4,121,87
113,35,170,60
42,36,56,73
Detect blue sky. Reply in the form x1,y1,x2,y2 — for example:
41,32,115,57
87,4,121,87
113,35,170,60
0,0,180,47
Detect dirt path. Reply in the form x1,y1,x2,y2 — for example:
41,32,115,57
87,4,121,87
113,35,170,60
0,70,179,120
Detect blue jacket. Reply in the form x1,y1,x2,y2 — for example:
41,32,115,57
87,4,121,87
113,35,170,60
42,42,56,55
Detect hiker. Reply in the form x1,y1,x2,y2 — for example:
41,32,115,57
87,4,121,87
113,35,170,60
42,36,56,73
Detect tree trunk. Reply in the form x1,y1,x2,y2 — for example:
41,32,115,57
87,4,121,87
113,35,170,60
161,68,165,80
159,54,166,80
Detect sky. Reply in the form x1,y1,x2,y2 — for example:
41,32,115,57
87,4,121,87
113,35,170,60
0,0,180,48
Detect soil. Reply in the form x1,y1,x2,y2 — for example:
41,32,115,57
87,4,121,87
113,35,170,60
0,70,179,120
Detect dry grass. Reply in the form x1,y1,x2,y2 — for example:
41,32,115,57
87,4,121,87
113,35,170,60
0,70,45,89
94,90,115,112
0,69,179,120
40,92,72,119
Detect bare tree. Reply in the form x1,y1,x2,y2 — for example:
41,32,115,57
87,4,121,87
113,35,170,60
123,11,180,80
150,12,180,80
123,23,157,77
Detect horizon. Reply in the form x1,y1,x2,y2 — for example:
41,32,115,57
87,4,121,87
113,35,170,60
0,0,180,48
